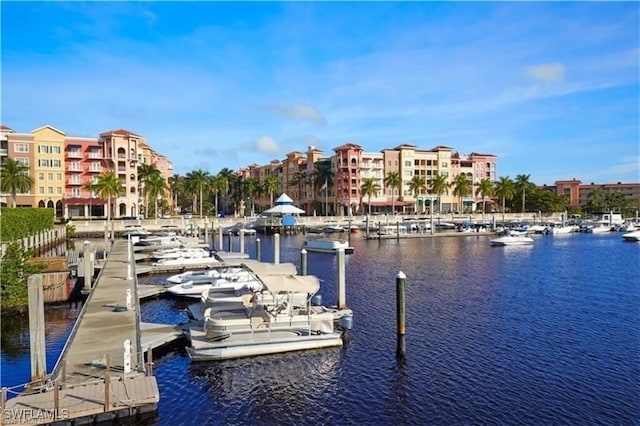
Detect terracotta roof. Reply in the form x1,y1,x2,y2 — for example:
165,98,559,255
99,128,141,137
333,142,363,151
1,125,14,131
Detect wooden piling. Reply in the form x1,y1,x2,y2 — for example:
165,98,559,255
28,274,47,383
53,381,59,417
396,221,400,240
146,347,153,377
239,229,245,254
1,387,7,425
301,248,307,276
83,241,92,291
274,233,280,264
256,238,261,262
336,248,346,309
104,354,111,411
396,271,406,358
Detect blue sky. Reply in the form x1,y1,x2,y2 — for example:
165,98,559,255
2,2,638,185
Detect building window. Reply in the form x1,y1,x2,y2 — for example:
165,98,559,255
39,187,45,194
16,157,29,166
48,173,54,180
38,172,44,180
71,188,80,197
48,187,53,194
442,162,448,168
405,161,412,167
15,143,29,153
57,173,62,180
57,187,62,194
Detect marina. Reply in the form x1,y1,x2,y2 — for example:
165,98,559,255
1,230,638,425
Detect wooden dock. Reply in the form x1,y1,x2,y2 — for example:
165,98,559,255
2,240,160,425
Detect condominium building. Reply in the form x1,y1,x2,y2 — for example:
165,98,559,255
548,179,640,209
64,136,104,218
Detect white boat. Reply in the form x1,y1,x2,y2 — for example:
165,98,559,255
153,256,220,268
545,225,576,235
167,267,241,285
303,239,354,254
323,221,344,233
152,247,211,260
167,268,260,296
490,235,534,246
135,234,182,247
588,223,612,234
379,224,409,236
622,230,640,242
527,224,547,234
187,273,353,361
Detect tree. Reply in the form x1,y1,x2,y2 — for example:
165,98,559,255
313,160,334,215
0,242,46,311
0,158,34,208
263,175,279,208
384,171,402,214
168,174,183,214
361,178,381,216
138,164,161,217
475,178,494,220
185,169,210,218
429,173,450,214
409,175,427,213
144,173,168,219
515,174,532,213
452,174,473,213
86,171,123,239
494,176,516,224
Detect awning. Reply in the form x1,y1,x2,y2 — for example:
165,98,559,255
463,201,474,206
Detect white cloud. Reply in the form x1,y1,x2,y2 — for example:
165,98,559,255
255,136,280,153
525,63,566,83
264,104,327,125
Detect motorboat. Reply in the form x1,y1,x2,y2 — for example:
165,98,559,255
153,256,220,268
135,234,182,247
167,268,262,297
323,221,344,233
152,247,211,260
167,267,242,285
303,239,354,254
544,224,576,235
490,234,534,246
622,230,640,242
187,273,353,361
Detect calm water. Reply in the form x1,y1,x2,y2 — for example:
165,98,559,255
2,232,639,425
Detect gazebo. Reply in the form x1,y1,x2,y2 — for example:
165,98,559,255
258,193,305,232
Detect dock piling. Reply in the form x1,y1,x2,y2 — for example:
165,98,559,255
124,339,132,375
28,274,47,384
240,229,245,254
53,381,59,418
336,248,346,309
83,241,92,291
301,248,307,276
274,233,280,264
218,228,223,252
104,354,111,411
256,238,261,262
1,387,6,423
396,271,406,359
145,347,153,377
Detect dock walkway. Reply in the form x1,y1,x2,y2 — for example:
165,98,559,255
2,240,159,425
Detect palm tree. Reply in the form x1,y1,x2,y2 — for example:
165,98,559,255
168,174,183,215
494,176,516,224
429,173,450,214
384,171,402,215
243,177,260,216
515,174,532,213
185,169,210,218
475,178,494,221
0,158,34,208
263,175,279,208
409,175,427,213
144,173,168,219
86,171,123,240
138,164,161,217
361,178,381,216
217,168,235,214
452,174,473,214
313,160,334,215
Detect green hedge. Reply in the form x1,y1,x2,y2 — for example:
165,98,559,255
0,208,55,241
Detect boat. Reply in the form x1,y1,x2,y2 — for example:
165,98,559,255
323,221,344,233
622,230,640,242
303,239,354,254
166,268,262,297
152,247,211,260
153,256,220,268
134,234,182,247
167,267,238,285
490,234,534,246
545,224,576,235
186,273,353,361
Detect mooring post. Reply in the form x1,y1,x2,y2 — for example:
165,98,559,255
239,229,245,254
396,221,400,240
396,271,406,359
218,227,223,252
301,248,308,276
204,219,209,247
274,233,280,264
256,238,261,262
228,233,232,252
146,347,153,376
103,224,108,258
28,274,47,384
126,235,133,280
83,241,92,291
61,360,66,389
104,353,110,411
53,381,59,418
336,248,346,309
348,220,352,244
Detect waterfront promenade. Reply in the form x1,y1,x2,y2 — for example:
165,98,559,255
2,240,158,425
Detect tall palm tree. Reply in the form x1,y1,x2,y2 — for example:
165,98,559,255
168,174,183,215
384,171,402,214
429,173,450,214
475,178,494,221
452,174,473,214
217,168,235,214
0,158,34,208
263,175,279,208
144,173,168,219
313,160,334,215
185,169,210,218
138,164,161,218
515,174,532,213
409,175,427,213
243,177,260,216
494,176,516,224
86,171,123,240
361,178,381,216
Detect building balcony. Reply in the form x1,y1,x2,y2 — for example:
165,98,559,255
67,166,83,172
0,148,8,156
87,167,102,173
67,179,84,185
66,151,83,158
87,152,103,159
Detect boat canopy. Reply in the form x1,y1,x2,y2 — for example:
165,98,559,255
256,274,320,294
242,261,298,276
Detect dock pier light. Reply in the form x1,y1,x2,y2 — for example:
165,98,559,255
301,248,307,276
